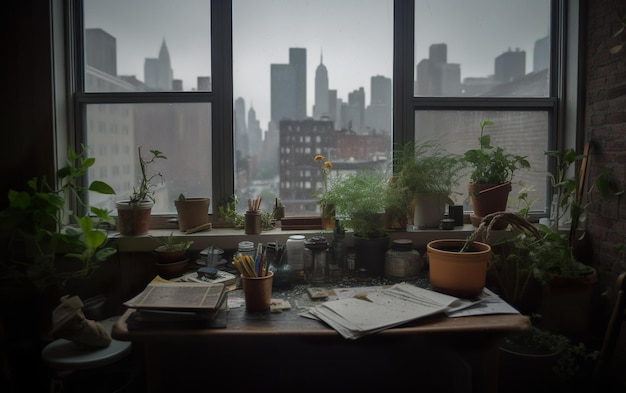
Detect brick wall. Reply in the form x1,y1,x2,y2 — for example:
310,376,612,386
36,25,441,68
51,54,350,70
585,0,626,289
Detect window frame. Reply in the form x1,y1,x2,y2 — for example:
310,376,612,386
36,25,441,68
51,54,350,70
62,0,579,224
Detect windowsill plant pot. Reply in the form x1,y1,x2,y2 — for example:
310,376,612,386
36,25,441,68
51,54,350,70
463,119,530,227
155,258,190,280
115,147,167,236
426,239,491,298
116,200,154,236
391,141,466,230
174,196,210,232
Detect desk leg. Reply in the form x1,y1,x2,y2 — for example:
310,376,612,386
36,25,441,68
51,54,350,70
143,344,162,393
469,338,501,393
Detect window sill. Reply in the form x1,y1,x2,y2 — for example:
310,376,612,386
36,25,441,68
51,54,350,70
109,224,480,253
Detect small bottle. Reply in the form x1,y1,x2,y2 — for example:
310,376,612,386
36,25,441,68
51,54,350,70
384,239,422,281
329,220,346,282
286,235,306,282
303,236,329,284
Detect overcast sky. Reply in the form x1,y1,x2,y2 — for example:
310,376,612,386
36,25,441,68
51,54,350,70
84,0,549,129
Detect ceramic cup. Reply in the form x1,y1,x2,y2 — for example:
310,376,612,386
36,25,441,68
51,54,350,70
241,271,274,311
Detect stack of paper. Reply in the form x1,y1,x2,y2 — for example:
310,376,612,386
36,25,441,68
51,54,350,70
302,283,484,340
123,282,228,329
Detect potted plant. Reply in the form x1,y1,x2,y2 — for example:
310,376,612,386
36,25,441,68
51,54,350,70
531,146,622,334
0,145,117,292
391,141,466,229
312,154,335,229
174,193,210,232
115,147,167,236
152,232,193,279
463,119,530,226
0,145,117,337
323,168,391,277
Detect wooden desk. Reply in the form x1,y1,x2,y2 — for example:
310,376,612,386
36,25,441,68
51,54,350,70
112,298,529,393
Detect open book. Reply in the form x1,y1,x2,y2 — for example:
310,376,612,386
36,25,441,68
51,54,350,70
124,282,227,313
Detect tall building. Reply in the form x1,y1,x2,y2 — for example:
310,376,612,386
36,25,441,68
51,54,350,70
85,28,117,76
234,97,248,156
313,52,330,120
533,36,550,72
290,48,307,120
270,63,297,124
144,39,173,90
366,75,392,133
495,48,526,83
344,87,366,132
415,43,461,96
247,105,262,155
278,119,336,213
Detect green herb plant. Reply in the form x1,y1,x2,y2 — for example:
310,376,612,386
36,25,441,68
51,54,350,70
1,145,117,290
464,119,530,185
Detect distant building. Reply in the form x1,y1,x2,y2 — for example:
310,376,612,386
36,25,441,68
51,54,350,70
415,43,461,96
144,39,173,90
533,36,550,72
313,52,330,120
197,76,211,91
271,48,307,123
495,48,526,83
85,28,117,77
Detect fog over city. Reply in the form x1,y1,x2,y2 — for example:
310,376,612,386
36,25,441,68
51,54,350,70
85,0,549,129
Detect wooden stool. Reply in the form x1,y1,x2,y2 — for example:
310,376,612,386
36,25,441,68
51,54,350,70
41,316,132,393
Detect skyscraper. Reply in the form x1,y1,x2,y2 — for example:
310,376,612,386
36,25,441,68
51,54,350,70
313,52,329,120
290,48,307,120
271,48,307,124
144,39,173,90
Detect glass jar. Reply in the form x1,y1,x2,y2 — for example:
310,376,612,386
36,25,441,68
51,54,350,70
268,242,294,288
286,234,306,282
303,236,329,284
329,221,346,282
235,240,256,262
384,239,422,281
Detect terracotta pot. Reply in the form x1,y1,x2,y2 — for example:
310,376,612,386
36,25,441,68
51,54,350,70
154,245,188,264
539,269,598,334
174,197,210,232
468,182,512,227
116,200,154,236
155,258,190,280
427,239,491,298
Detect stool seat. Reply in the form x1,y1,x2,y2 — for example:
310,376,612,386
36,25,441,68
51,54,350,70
42,316,131,371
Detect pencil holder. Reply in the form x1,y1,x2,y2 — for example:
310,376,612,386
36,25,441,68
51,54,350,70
241,271,274,311
244,211,262,234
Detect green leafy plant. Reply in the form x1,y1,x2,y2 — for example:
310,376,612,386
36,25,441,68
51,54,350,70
0,145,117,290
324,169,390,238
464,119,530,185
152,232,193,252
127,146,167,204
216,194,273,230
393,140,466,197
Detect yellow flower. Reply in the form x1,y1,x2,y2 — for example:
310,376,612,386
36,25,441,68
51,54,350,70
313,154,333,197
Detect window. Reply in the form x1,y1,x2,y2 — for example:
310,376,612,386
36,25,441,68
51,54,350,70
70,0,573,222
412,0,556,218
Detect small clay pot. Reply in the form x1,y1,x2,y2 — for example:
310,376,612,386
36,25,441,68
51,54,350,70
155,258,189,280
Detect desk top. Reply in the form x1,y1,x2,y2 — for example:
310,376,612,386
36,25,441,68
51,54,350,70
112,297,530,342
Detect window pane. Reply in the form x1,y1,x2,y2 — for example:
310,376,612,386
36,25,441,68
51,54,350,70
414,0,551,97
415,111,549,214
83,0,211,92
86,103,212,215
233,0,394,215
